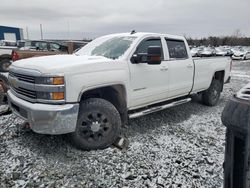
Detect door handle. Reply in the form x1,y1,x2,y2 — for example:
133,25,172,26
187,64,193,68
160,66,168,71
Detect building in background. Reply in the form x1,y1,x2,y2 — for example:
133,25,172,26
0,25,24,41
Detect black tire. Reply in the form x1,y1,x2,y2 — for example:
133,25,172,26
221,96,250,130
202,79,222,106
70,98,121,150
221,95,250,187
0,59,11,72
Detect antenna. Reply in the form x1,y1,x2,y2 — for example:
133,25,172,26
130,30,136,35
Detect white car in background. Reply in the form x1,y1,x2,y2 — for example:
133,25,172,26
190,47,203,57
200,47,216,57
232,48,250,60
215,47,227,56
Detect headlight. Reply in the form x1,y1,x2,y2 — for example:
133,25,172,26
36,76,64,85
35,76,65,101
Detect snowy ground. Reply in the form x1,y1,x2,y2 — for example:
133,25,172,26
0,60,249,188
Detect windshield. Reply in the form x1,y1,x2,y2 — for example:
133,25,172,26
76,36,137,59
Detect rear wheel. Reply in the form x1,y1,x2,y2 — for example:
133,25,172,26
202,79,222,106
70,98,121,150
0,59,11,72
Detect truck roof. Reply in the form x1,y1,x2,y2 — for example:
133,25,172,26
101,32,186,41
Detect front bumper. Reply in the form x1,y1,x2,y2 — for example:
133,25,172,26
232,56,244,60
7,91,79,135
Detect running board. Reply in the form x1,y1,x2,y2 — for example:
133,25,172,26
129,98,192,119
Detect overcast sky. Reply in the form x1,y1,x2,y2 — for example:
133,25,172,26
0,0,249,40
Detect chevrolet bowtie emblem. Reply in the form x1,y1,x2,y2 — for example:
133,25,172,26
10,77,18,88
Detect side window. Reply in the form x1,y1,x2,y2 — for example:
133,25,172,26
35,42,48,51
137,39,163,58
50,43,61,51
165,39,188,59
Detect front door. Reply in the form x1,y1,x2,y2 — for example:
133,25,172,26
128,37,169,108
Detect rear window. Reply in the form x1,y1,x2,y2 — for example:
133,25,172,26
165,39,188,59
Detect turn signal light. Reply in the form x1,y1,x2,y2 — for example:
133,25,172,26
52,92,64,100
53,77,64,85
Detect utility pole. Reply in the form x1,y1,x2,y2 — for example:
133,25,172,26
40,24,43,40
67,21,70,40
26,26,29,40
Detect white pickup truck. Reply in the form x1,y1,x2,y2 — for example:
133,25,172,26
7,32,231,150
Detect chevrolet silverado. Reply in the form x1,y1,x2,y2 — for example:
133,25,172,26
7,32,231,150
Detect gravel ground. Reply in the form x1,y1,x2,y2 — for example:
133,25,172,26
0,60,249,188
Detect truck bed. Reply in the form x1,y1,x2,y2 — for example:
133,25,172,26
192,56,231,93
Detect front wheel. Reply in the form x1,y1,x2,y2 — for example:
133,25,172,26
202,79,222,106
0,59,11,72
70,98,121,150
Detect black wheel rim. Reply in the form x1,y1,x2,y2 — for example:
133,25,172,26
79,111,111,142
211,86,219,102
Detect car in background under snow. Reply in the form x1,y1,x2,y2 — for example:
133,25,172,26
200,47,216,57
190,47,203,57
232,48,250,60
215,47,227,56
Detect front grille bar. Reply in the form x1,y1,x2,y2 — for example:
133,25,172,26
9,71,35,83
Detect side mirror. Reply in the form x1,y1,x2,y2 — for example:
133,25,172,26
131,53,147,64
147,46,162,65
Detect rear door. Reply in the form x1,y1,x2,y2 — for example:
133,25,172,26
165,39,194,98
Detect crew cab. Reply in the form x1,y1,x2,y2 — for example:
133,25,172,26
7,32,231,150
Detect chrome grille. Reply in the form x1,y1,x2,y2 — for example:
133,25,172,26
9,71,35,84
9,70,37,102
8,67,65,104
12,87,36,99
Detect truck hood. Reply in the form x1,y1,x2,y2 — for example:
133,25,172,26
11,54,121,74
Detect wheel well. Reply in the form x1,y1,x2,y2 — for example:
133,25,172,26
80,85,128,125
213,70,225,91
0,55,11,61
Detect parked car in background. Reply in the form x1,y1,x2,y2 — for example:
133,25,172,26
0,40,19,72
19,40,68,51
225,49,234,56
232,48,250,60
12,41,87,62
215,47,227,56
190,47,203,57
200,47,216,57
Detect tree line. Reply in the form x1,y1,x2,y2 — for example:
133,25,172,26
187,36,250,46
186,36,250,47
